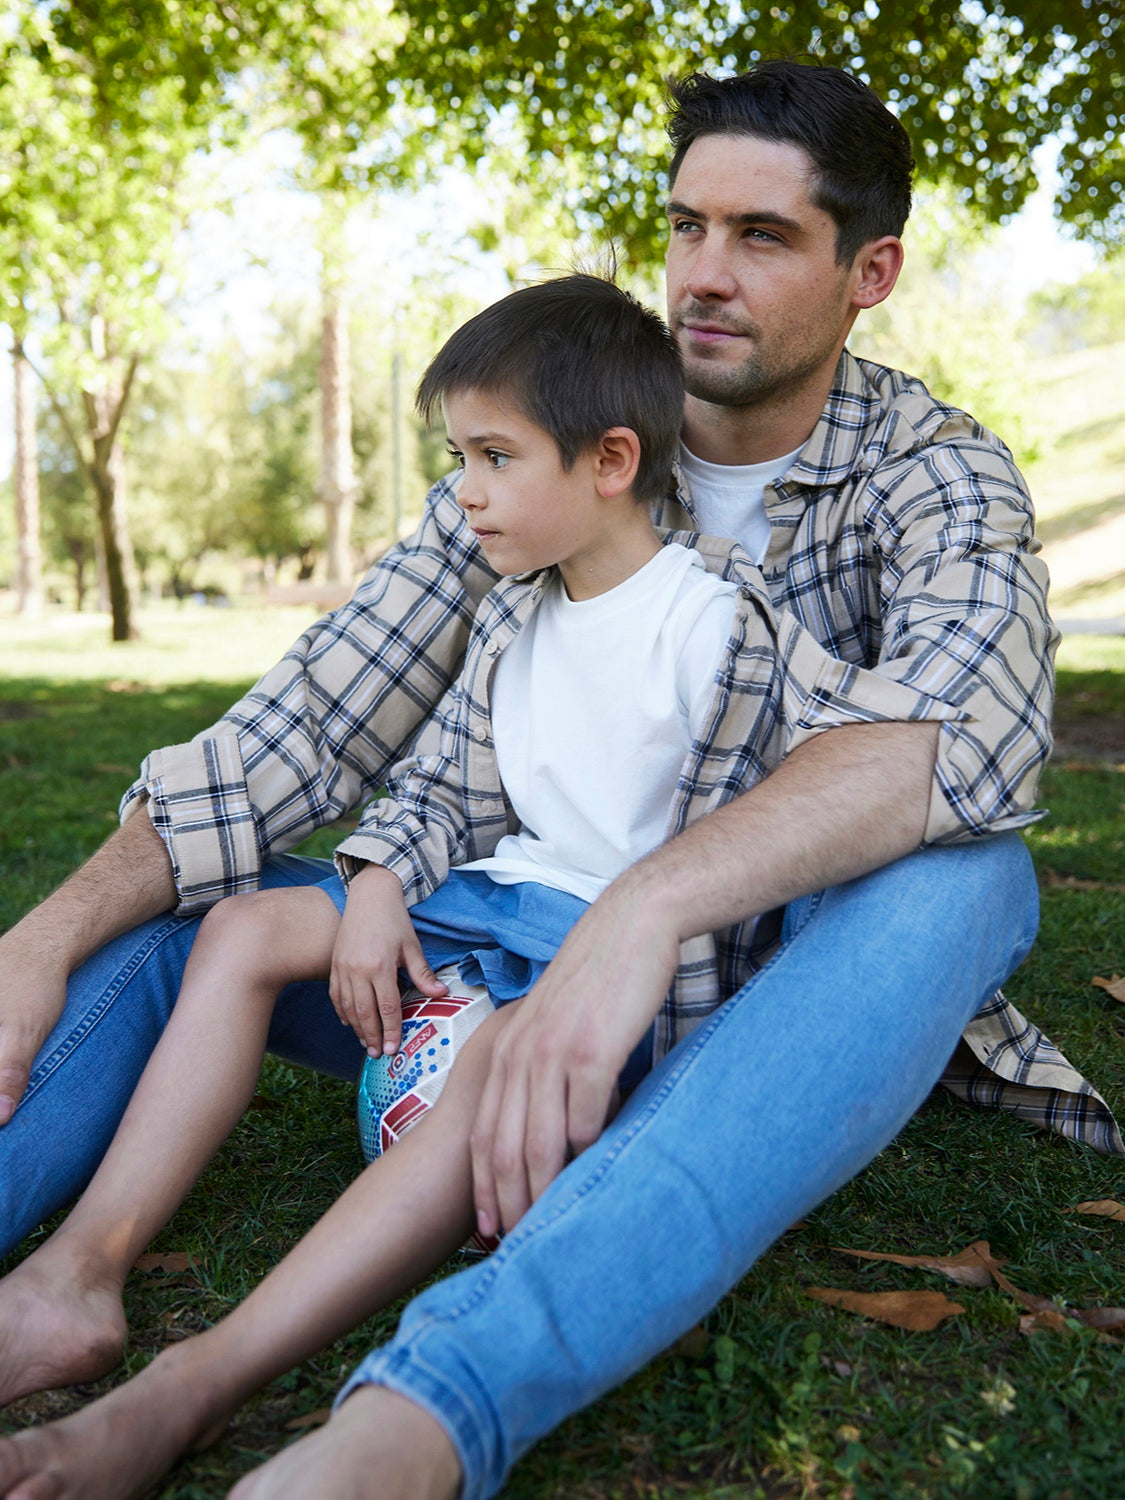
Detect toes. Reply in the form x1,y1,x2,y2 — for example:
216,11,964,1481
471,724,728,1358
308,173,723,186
0,1436,54,1500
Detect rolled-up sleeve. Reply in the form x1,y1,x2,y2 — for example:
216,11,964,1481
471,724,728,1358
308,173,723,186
864,415,1057,843
119,476,496,915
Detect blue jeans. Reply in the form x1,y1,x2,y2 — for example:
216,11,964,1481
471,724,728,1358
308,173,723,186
337,834,1039,1500
0,855,362,1261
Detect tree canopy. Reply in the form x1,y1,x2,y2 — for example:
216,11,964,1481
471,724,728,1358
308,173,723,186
2,1,1121,622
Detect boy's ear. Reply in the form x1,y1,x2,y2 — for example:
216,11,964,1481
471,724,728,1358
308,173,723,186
594,427,641,498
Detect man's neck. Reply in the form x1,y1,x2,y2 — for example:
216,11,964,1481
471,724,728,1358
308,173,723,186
680,359,840,466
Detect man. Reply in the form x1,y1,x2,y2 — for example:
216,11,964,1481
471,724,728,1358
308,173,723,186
0,58,1118,1500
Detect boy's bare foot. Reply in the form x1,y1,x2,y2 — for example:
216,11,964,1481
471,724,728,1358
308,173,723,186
0,1340,226,1500
228,1386,461,1500
0,1250,126,1406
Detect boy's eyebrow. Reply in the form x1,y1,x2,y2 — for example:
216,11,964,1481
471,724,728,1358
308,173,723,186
666,198,803,235
461,430,516,447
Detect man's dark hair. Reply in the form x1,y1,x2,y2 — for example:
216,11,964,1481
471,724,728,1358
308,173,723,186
666,61,915,264
416,273,683,504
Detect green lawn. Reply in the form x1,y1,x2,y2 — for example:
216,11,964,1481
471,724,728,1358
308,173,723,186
1,604,1122,1499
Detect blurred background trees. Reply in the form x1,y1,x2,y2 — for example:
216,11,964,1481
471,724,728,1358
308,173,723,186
1,0,1121,638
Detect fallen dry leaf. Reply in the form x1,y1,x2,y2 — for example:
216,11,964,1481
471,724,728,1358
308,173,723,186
1076,1306,1125,1332
833,1239,1003,1288
805,1287,965,1332
284,1408,332,1431
133,1251,195,1274
1092,974,1125,1004
1042,870,1125,893
672,1325,710,1360
1065,1199,1125,1222
1020,1308,1072,1336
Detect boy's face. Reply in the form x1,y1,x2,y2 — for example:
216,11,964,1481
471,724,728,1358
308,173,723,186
444,389,616,586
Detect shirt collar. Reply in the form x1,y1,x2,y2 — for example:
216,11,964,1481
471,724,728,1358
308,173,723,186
668,347,878,519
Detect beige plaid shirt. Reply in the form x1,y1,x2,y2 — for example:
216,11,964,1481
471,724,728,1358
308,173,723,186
122,351,1121,1154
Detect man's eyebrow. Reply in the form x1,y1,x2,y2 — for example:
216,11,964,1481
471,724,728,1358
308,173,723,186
666,198,803,234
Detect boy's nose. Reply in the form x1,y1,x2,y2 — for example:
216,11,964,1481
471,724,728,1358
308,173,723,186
456,474,483,512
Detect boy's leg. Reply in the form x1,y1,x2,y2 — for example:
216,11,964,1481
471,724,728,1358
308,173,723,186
0,886,342,1407
0,855,361,1263
0,1006,512,1500
234,834,1040,1500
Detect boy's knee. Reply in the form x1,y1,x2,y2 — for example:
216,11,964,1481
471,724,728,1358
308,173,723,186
196,889,295,957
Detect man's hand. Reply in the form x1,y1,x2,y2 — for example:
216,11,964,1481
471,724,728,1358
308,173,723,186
330,864,448,1057
468,720,942,1239
470,871,682,1239
0,807,177,1125
0,928,70,1125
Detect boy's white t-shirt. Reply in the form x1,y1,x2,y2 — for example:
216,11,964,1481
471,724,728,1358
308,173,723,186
678,441,803,565
461,543,737,904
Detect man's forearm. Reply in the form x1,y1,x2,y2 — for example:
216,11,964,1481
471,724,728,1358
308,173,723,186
5,806,177,975
0,806,178,1123
469,718,943,1233
623,719,940,946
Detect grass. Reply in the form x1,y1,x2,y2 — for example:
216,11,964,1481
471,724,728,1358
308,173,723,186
1,603,1123,1499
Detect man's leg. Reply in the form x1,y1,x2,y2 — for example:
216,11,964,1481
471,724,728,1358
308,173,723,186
234,834,1039,1500
0,855,362,1262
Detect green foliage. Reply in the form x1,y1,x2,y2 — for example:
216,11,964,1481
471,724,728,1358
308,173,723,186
1027,260,1125,353
850,187,1041,463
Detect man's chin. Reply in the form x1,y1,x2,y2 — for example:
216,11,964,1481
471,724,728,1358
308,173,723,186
683,366,766,408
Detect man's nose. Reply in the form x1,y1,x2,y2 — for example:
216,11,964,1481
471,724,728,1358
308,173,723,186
684,238,737,300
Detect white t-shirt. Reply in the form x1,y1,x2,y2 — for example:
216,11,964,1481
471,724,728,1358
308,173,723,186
678,441,803,564
461,544,737,903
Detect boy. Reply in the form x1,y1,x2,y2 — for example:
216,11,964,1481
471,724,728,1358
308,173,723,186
0,275,742,1481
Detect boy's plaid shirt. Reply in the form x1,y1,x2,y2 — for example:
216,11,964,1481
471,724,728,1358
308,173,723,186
123,352,1121,1153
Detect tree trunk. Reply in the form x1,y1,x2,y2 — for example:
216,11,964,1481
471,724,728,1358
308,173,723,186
12,341,43,617
318,282,359,587
85,380,139,641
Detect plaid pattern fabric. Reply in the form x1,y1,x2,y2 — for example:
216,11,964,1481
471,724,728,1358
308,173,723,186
121,351,1120,1154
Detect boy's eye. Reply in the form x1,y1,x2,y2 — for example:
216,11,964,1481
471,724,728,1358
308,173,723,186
446,446,465,469
486,450,510,470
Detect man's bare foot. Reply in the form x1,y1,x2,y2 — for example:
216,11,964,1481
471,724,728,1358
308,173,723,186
228,1386,462,1500
0,1339,227,1500
0,1249,126,1406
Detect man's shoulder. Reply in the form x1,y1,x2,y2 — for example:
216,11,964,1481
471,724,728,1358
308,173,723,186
839,351,1014,466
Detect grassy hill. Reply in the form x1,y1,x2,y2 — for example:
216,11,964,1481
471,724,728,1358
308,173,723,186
1023,340,1125,624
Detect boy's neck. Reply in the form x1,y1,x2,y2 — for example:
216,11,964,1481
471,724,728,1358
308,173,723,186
557,507,663,602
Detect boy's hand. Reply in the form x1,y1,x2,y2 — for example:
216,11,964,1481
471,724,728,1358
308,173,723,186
330,865,448,1056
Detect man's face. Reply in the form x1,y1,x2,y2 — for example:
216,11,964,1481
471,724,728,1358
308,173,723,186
665,134,859,411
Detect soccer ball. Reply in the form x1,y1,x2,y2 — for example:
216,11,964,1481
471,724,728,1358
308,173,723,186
357,965,495,1164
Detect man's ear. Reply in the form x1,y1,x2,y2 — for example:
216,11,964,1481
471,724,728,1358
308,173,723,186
594,427,642,498
850,236,904,311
